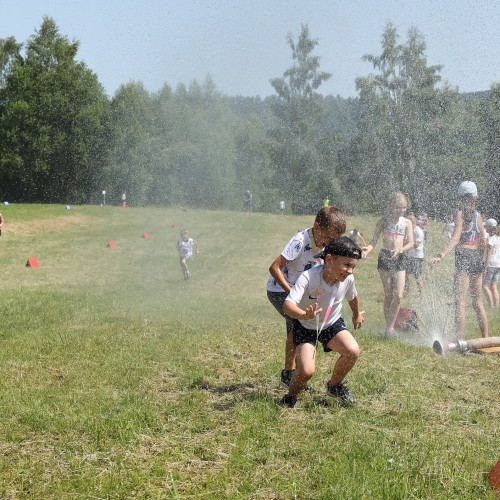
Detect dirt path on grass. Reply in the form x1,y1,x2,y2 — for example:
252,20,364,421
5,214,94,235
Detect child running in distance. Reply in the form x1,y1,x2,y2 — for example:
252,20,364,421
431,181,488,338
280,237,364,408
267,206,346,389
362,192,414,337
483,218,500,308
176,228,198,280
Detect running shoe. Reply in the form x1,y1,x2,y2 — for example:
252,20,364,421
279,394,298,408
325,381,356,406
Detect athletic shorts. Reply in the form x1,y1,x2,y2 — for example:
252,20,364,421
377,248,407,273
267,291,294,330
484,267,500,284
291,317,348,353
406,257,423,277
454,247,485,276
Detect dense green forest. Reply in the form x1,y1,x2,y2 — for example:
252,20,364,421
0,18,498,217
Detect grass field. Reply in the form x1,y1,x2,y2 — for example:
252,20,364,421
0,204,498,498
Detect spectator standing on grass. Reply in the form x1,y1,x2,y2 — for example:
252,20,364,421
431,181,489,339
444,213,455,242
405,214,425,296
322,196,330,208
348,228,366,247
267,206,346,389
362,192,414,337
280,237,364,408
176,228,198,280
244,191,253,212
483,218,500,308
279,200,285,215
419,213,429,240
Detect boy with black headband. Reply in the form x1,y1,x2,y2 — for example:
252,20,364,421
281,236,364,408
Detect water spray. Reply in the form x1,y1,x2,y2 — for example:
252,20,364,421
433,336,500,356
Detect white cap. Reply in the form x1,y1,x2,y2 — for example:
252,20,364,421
457,181,477,197
484,218,497,228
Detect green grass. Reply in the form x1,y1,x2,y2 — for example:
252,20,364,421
0,204,498,498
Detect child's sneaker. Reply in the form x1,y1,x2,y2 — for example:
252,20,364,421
280,369,295,388
326,381,356,406
280,369,312,391
279,394,298,408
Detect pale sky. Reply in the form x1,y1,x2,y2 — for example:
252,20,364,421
1,0,499,98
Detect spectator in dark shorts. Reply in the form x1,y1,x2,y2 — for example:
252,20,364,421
431,181,488,339
362,192,414,337
405,214,425,295
280,237,364,408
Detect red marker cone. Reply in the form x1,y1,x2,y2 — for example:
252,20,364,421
488,459,500,492
26,258,39,268
107,241,116,248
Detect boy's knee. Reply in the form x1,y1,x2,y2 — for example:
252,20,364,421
348,344,361,360
298,366,315,380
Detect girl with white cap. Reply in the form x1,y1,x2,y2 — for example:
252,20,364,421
431,181,489,339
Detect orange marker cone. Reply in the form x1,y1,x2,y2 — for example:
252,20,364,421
26,258,39,268
142,232,150,239
488,459,500,492
107,241,116,248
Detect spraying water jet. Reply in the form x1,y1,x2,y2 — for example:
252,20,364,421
433,336,500,356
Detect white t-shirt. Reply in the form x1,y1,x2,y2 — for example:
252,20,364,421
279,201,285,210
286,265,357,330
177,238,195,259
488,234,500,268
267,229,320,292
408,225,425,259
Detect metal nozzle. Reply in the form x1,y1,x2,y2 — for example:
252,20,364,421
433,339,468,356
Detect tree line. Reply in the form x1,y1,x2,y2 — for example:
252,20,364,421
0,18,498,218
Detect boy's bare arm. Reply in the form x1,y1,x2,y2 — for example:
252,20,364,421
432,210,463,262
348,297,364,330
269,255,291,293
283,299,322,321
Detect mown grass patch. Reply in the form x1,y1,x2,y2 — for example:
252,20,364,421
0,204,497,498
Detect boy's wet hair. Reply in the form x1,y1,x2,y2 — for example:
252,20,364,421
314,206,346,234
314,236,362,260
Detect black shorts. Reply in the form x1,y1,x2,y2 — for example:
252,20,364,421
406,257,423,277
455,247,485,276
377,248,407,272
267,291,294,329
292,317,348,353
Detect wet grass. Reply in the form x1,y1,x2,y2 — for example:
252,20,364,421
0,203,498,498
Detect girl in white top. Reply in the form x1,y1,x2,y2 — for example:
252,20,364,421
484,218,500,307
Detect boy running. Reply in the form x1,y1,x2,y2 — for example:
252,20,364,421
280,237,364,408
